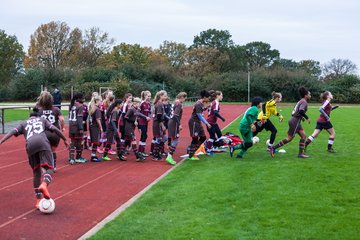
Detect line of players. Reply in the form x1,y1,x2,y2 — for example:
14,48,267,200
230,87,338,159
0,86,338,210
66,89,228,166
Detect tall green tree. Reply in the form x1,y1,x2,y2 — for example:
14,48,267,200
159,40,187,67
180,47,229,78
244,41,280,70
272,58,298,71
81,27,115,67
25,21,71,69
111,43,153,68
192,29,234,52
0,30,24,85
298,60,321,78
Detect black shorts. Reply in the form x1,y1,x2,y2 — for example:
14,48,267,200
29,150,54,170
316,121,333,130
83,122,88,132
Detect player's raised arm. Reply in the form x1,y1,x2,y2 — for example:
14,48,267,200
0,129,18,145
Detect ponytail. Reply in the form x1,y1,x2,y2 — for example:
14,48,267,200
106,99,122,119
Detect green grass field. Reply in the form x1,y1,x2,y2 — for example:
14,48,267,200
0,109,69,122
89,106,360,240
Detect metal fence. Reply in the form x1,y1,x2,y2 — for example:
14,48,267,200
0,104,68,134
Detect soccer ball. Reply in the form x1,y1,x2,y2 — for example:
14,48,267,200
252,136,260,144
266,139,271,146
39,198,55,214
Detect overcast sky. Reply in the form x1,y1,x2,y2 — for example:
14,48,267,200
1,0,359,72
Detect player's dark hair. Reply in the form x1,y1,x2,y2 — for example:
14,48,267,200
106,99,122,119
69,93,84,110
251,97,263,107
298,87,309,98
200,90,210,99
208,90,216,102
30,107,40,117
320,91,331,100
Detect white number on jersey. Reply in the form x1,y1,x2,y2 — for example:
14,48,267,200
25,121,44,140
41,110,56,124
69,106,77,122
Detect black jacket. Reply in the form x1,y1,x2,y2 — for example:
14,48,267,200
52,90,62,105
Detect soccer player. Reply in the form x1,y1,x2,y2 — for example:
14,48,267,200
229,97,263,158
0,108,68,209
206,90,226,154
88,95,103,162
119,93,133,154
37,91,65,171
253,91,284,150
103,99,126,161
166,92,187,165
305,91,338,153
187,90,211,160
269,87,311,158
161,96,172,156
152,90,168,161
124,97,150,162
98,90,115,154
82,101,89,150
68,93,88,164
137,90,152,157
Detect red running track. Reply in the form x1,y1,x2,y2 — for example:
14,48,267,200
0,104,247,240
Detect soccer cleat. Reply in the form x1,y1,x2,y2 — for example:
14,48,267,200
91,156,102,162
166,156,176,165
327,148,336,153
136,156,146,162
187,156,200,161
75,157,88,163
68,158,76,165
35,199,42,209
102,156,112,161
117,155,127,161
229,146,234,158
152,156,162,161
161,152,167,156
97,147,104,154
139,152,149,157
269,147,275,157
108,149,117,155
298,154,309,158
38,182,50,199
53,167,57,173
123,149,130,155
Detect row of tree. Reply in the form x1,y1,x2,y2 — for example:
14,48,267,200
1,21,359,103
